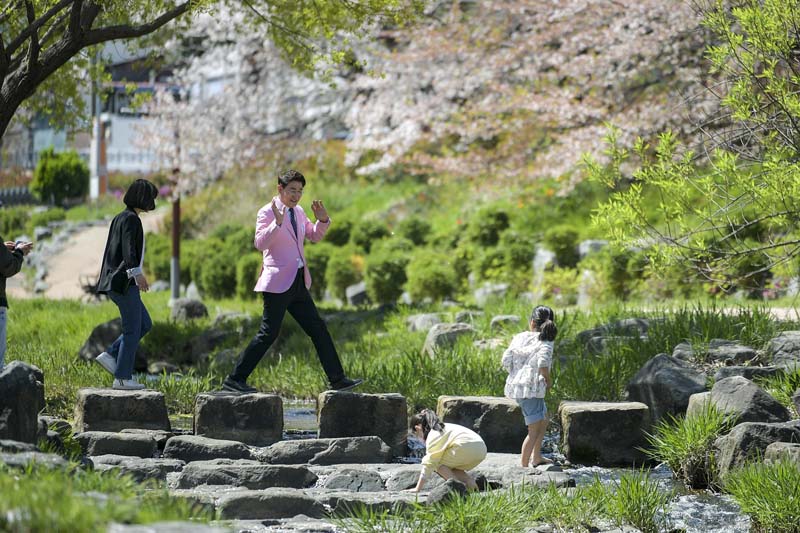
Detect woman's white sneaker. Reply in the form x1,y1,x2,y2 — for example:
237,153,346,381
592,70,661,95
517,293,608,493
95,352,117,375
113,378,145,390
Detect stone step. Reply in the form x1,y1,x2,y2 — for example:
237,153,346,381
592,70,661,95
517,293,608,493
73,388,170,433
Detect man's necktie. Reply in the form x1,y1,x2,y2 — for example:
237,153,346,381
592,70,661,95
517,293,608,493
288,207,298,237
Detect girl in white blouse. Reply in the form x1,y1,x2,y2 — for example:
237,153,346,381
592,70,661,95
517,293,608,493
501,305,557,467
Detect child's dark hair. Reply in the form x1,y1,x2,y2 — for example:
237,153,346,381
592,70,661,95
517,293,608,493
123,178,158,211
530,305,557,341
278,169,306,188
409,408,445,440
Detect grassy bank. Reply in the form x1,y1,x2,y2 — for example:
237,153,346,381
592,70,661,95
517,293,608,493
7,295,796,420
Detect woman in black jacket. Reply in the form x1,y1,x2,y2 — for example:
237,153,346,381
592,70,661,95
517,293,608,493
94,179,158,390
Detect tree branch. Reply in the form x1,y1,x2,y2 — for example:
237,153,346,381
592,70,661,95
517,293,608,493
7,0,72,57
24,1,41,75
83,1,191,45
68,0,84,38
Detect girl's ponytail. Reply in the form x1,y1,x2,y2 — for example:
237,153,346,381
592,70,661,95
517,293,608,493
531,305,557,341
539,319,557,341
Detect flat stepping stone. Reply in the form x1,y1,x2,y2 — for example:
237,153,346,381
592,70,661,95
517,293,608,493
177,461,317,490
76,431,158,458
216,487,326,520
318,393,407,457
74,388,170,433
163,435,254,462
91,456,185,482
261,436,391,465
195,392,283,446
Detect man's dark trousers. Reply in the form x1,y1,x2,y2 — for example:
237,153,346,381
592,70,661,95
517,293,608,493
230,268,345,384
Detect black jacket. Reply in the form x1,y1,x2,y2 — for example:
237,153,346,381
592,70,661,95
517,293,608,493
0,235,24,308
96,208,144,294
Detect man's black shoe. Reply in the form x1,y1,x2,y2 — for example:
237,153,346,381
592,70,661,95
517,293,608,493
330,377,364,391
222,376,258,394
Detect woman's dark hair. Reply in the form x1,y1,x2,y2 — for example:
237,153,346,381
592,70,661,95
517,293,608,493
278,169,306,188
409,408,445,440
123,179,158,211
530,305,557,342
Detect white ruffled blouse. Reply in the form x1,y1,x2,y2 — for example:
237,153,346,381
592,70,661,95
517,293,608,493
501,331,553,399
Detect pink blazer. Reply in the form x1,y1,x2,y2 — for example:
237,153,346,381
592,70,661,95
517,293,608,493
252,196,331,294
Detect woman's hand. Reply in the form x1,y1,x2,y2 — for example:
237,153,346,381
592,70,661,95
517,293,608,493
134,273,150,292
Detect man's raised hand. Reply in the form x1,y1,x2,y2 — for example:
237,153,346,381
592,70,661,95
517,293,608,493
271,199,285,226
311,200,329,222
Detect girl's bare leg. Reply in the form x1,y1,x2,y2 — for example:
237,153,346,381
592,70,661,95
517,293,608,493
436,465,478,491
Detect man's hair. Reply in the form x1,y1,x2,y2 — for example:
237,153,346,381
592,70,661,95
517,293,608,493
278,169,306,188
123,179,158,211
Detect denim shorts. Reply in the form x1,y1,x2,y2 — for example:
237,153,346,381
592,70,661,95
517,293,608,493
517,397,547,425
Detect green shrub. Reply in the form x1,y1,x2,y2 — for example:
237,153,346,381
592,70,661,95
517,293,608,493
395,215,431,245
324,216,353,246
405,250,457,302
0,205,29,238
325,245,363,301
182,238,210,284
469,246,506,281
144,232,171,282
539,266,580,305
463,205,510,247
305,241,335,300
364,238,413,304
191,237,231,297
543,224,580,268
644,402,737,489
724,458,800,533
211,223,253,257
350,219,390,253
236,253,263,299
28,207,66,231
31,148,89,205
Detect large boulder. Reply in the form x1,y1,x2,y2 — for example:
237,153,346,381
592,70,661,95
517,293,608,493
625,354,707,423
559,401,650,466
91,456,185,482
0,362,45,443
426,478,468,505
768,331,800,368
170,298,209,322
406,313,447,332
436,396,526,453
176,460,317,489
713,366,784,382
320,468,385,492
765,442,800,465
78,319,146,371
422,323,477,357
709,376,791,424
576,318,650,345
318,392,407,457
685,392,712,419
0,451,69,470
490,315,521,332
706,339,757,365
261,436,392,465
713,421,800,479
73,388,170,433
194,392,283,446
75,431,158,458
216,488,326,520
162,435,254,462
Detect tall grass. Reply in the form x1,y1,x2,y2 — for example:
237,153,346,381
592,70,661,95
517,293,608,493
0,463,210,532
644,402,737,489
758,368,800,418
340,473,671,533
724,458,800,533
8,293,794,421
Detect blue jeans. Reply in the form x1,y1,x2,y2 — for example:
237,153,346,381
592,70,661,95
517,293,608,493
106,286,152,379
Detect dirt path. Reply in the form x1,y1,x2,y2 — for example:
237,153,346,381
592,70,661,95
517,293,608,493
7,207,168,300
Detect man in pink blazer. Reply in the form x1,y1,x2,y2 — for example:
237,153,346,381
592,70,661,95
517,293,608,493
223,169,363,394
